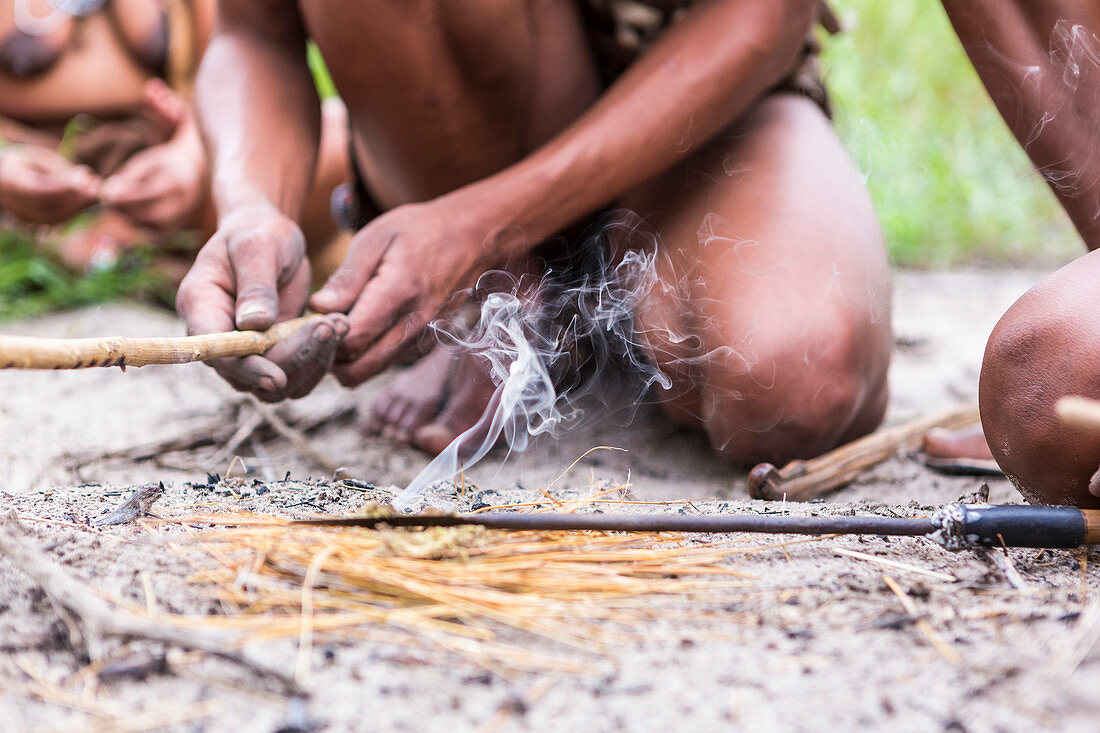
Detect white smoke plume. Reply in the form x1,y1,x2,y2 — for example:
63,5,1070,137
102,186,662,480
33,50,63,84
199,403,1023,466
393,212,675,511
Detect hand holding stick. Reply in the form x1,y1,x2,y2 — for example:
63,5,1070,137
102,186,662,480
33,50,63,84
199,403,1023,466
0,314,324,370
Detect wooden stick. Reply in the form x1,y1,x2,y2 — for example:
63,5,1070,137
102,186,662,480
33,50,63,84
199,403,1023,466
1055,396,1100,496
0,314,323,370
92,483,166,527
1056,396,1100,433
746,403,981,501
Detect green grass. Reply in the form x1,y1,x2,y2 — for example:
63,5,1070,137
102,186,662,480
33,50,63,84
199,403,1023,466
0,228,171,322
822,0,1082,267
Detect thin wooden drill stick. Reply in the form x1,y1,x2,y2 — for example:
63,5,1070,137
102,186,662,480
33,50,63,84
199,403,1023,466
1057,396,1100,433
0,315,323,370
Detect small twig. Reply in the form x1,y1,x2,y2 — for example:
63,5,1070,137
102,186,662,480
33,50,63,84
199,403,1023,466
92,484,165,527
246,396,343,474
977,547,1033,594
1050,599,1100,677
834,547,956,582
0,511,303,697
1057,396,1100,432
205,409,265,470
881,573,960,665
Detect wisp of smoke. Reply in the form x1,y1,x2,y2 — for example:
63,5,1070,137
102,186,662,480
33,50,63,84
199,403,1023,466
393,213,673,511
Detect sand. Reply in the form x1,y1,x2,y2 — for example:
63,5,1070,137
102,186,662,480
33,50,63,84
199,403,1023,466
3,268,1099,733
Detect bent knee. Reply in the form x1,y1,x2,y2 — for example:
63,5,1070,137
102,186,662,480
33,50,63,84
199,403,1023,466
670,322,889,467
980,304,1100,507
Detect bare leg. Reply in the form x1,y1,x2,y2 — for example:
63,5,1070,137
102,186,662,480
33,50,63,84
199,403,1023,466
980,251,1100,508
625,94,892,466
939,1,1100,502
359,0,600,453
302,97,352,284
921,425,994,462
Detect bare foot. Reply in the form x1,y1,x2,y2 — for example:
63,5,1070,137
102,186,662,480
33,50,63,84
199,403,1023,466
365,346,498,455
921,424,994,461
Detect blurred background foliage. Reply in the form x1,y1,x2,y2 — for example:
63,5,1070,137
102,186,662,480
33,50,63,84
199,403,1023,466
0,0,1085,321
823,0,1080,266
0,230,168,321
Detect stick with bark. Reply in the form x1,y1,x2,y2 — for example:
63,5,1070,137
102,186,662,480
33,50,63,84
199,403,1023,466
746,403,981,501
0,315,323,370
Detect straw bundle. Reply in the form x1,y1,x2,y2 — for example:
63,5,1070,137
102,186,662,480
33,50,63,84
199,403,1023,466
179,514,765,675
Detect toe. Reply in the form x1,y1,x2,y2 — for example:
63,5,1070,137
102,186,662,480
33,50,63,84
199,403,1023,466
364,390,399,435
394,399,441,442
922,426,993,461
412,420,463,456
380,396,410,439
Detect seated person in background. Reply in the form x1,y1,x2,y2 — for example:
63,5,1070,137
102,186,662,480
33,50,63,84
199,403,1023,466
932,0,1100,507
177,0,894,468
0,0,347,276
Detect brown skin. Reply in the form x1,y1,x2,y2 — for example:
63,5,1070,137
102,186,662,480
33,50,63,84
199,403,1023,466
182,0,892,464
0,1,215,229
942,0,1100,506
0,0,346,273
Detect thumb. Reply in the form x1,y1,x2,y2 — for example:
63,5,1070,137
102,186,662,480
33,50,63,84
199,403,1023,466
227,236,284,330
142,78,186,133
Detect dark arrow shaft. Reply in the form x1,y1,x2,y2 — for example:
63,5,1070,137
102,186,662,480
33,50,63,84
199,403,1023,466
289,505,1100,550
294,512,934,537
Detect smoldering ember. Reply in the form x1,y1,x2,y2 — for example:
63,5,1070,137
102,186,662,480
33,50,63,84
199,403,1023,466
5,1,1100,732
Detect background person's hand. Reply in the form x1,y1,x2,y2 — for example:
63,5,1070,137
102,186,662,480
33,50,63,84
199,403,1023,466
99,137,207,232
176,203,347,401
0,146,101,224
309,197,502,386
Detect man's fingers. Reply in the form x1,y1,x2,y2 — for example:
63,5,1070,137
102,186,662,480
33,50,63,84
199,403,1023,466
100,168,160,205
179,269,291,397
209,354,289,399
177,251,236,331
333,311,428,386
263,314,350,398
337,274,421,362
309,232,393,313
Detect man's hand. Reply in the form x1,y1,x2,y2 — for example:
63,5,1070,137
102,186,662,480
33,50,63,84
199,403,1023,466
99,137,207,232
309,198,501,386
0,146,101,224
177,203,347,401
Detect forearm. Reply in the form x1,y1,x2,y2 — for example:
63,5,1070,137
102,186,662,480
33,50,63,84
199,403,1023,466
942,0,1100,247
196,4,320,222
465,0,817,254
0,114,61,149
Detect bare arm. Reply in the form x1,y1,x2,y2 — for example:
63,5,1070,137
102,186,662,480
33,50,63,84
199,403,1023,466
942,0,1100,248
177,0,345,401
464,0,819,252
196,0,319,221
311,0,820,383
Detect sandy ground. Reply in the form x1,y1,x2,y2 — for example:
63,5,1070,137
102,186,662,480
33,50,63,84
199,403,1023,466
3,268,1100,732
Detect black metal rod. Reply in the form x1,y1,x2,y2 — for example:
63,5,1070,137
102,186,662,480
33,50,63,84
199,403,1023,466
289,505,1100,550
294,512,935,537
